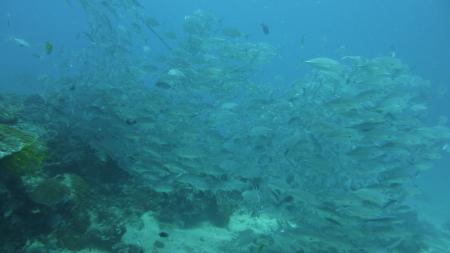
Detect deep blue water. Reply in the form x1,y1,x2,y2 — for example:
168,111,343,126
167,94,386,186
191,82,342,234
2,1,450,90
1,0,450,232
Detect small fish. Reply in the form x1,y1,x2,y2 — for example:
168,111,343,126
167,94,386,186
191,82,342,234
142,46,151,53
83,32,96,43
167,68,186,78
278,195,294,205
443,144,449,152
130,0,144,8
222,27,243,38
389,45,396,57
164,31,177,40
6,12,11,27
153,240,165,249
324,217,342,226
158,231,169,238
299,35,305,49
321,34,328,48
261,23,269,35
305,57,341,71
155,80,171,89
382,199,397,209
443,221,450,231
9,37,31,48
256,243,266,252
45,41,53,55
145,17,160,28
131,22,143,32
141,63,158,73
125,119,137,125
32,53,43,59
363,216,398,223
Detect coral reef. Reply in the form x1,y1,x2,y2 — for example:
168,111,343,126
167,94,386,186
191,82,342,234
0,124,46,176
1,5,450,253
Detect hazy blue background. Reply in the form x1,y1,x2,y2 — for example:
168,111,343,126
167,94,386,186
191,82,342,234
1,0,449,224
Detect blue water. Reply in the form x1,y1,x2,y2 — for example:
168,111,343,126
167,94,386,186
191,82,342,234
2,1,450,91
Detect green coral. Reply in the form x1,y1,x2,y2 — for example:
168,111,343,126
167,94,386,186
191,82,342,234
0,124,32,158
29,174,90,207
29,177,70,206
0,124,46,176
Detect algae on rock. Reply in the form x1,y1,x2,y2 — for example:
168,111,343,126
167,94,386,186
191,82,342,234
0,124,47,176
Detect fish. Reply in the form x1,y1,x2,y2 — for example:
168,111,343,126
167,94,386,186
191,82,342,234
144,17,160,28
261,23,269,35
142,46,151,53
321,34,328,48
164,31,177,40
45,41,53,55
155,80,171,89
131,22,143,34
382,199,398,209
256,243,266,252
78,0,91,12
83,32,96,43
305,57,341,72
125,119,137,125
9,36,31,48
128,0,143,8
222,27,243,38
158,232,169,238
249,126,272,137
443,144,450,153
219,102,239,110
153,240,165,249
101,1,119,18
6,12,11,27
279,195,294,205
362,216,399,223
168,68,186,78
324,217,342,226
141,63,158,73
32,53,43,59
299,35,305,49
389,45,396,58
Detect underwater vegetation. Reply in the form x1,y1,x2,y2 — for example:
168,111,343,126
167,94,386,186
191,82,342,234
1,1,450,253
0,124,46,177
29,173,90,207
0,103,18,125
